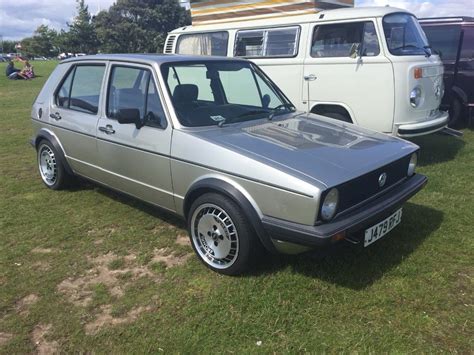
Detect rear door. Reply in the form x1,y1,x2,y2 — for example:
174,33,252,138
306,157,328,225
303,20,394,132
51,63,106,179
96,63,175,211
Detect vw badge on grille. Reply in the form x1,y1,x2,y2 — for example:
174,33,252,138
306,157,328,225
378,173,387,187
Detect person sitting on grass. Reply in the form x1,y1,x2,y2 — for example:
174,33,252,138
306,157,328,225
5,60,20,79
16,58,35,80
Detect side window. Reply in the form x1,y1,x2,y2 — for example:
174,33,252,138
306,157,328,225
234,27,299,57
176,32,229,56
362,22,380,56
461,27,474,60
56,65,105,114
220,68,261,106
235,30,264,57
422,25,461,61
107,66,167,129
311,22,378,58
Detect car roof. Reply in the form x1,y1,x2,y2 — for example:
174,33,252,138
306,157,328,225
61,53,246,65
419,17,474,24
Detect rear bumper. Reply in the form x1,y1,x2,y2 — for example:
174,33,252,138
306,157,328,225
396,111,448,137
262,174,427,249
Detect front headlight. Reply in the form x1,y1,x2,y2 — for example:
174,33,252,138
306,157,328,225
408,153,417,176
410,87,422,107
321,188,339,221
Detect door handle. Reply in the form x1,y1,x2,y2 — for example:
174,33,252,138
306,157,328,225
98,125,115,134
49,112,61,120
304,74,317,81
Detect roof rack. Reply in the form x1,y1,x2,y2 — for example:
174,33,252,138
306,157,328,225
419,16,474,23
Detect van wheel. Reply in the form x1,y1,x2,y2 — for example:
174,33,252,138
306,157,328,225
323,112,352,123
448,97,463,128
37,140,72,190
188,193,261,275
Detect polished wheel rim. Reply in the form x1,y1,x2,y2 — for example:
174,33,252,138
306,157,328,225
38,145,57,186
191,203,239,269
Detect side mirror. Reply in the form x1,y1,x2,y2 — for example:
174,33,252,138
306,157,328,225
262,94,271,108
349,43,361,59
117,108,143,129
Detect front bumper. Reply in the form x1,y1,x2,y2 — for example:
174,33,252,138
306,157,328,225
396,111,448,137
262,174,427,248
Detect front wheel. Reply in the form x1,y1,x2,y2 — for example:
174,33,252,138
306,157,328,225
188,193,261,275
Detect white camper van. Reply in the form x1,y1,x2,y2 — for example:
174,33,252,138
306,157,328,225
165,6,449,137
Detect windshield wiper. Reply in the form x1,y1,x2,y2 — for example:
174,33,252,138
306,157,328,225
391,44,431,57
268,103,296,120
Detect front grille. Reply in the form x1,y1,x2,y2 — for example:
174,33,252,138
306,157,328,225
320,155,412,221
164,35,176,54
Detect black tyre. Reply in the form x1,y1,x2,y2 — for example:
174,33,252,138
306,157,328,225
448,97,463,128
187,193,261,275
37,140,72,190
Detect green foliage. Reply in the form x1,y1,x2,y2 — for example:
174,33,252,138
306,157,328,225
94,0,191,53
1,40,17,54
20,25,58,57
66,0,98,54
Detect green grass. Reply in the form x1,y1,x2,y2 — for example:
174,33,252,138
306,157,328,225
0,61,473,353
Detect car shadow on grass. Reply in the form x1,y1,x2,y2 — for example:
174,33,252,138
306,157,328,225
409,133,465,167
253,202,443,290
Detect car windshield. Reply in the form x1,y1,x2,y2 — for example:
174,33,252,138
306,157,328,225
161,60,295,127
383,13,431,56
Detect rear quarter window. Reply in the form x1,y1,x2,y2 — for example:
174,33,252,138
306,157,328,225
176,32,229,56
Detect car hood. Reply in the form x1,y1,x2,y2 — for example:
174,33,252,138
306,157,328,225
185,112,418,187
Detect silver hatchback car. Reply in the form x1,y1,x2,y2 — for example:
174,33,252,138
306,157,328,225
31,54,427,275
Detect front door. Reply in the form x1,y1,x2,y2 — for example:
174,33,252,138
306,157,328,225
303,20,394,133
96,63,175,211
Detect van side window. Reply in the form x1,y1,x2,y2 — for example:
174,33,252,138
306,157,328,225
107,66,167,129
461,27,474,62
311,22,380,58
56,65,105,114
176,32,228,56
235,26,300,58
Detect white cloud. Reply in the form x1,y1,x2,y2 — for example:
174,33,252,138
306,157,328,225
355,0,474,18
0,0,115,40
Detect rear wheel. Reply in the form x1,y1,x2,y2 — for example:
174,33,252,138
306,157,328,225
188,193,261,275
37,140,72,190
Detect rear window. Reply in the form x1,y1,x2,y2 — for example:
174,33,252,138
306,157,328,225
311,21,380,58
234,26,300,58
176,32,228,56
55,64,105,114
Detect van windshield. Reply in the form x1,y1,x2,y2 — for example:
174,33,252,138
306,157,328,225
383,13,431,56
161,61,295,127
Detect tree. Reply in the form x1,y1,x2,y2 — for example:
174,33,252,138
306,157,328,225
94,0,191,53
67,0,98,53
21,25,58,57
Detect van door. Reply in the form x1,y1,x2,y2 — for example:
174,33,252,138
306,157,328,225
96,63,175,211
303,20,395,133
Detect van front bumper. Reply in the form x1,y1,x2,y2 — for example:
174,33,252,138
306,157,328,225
396,111,448,137
261,174,427,249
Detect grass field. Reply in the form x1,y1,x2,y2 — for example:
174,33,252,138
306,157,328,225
0,60,473,353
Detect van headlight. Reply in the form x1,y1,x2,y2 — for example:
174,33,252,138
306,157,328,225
410,87,422,107
321,188,339,221
408,153,417,176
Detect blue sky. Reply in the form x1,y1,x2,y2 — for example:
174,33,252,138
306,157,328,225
1,0,473,41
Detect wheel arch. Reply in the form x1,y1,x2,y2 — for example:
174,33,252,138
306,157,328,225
183,177,277,254
34,129,74,176
451,85,468,105
310,103,354,123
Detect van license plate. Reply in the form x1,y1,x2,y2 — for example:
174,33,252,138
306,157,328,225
364,209,402,247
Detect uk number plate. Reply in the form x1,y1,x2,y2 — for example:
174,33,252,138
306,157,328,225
364,209,402,247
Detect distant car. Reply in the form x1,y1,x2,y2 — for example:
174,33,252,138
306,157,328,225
30,54,427,275
420,17,474,126
33,56,48,61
